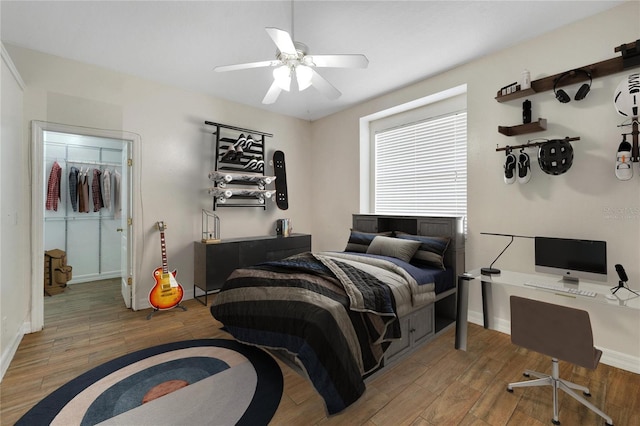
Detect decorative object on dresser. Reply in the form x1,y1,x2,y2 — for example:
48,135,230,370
210,214,464,415
193,233,311,305
147,221,186,319
201,209,220,244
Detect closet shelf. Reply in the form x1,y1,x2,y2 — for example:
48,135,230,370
498,118,547,136
495,136,580,152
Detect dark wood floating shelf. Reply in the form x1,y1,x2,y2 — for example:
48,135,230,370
496,136,580,152
498,118,547,136
495,40,638,103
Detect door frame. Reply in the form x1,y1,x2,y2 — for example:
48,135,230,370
30,121,141,331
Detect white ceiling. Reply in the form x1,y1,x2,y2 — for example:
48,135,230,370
1,1,624,121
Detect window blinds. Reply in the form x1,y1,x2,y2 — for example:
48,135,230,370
374,111,467,218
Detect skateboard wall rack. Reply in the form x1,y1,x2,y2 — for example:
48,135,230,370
204,121,274,210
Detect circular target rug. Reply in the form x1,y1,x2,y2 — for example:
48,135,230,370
16,339,283,426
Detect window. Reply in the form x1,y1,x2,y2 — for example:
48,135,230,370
373,110,467,220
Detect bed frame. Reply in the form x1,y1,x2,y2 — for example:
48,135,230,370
272,214,465,390
352,214,465,369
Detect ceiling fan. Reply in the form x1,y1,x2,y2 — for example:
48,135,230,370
214,27,369,104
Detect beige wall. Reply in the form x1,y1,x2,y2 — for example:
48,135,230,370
5,44,313,312
310,2,640,371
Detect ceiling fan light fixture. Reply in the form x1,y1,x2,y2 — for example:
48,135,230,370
296,65,313,91
273,65,292,91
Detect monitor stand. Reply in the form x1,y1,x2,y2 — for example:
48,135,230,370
560,276,579,285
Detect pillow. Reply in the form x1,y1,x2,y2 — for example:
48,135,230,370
395,232,451,270
345,230,392,253
366,236,421,263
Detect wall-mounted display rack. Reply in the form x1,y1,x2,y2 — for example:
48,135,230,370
498,118,547,136
495,136,580,153
204,121,274,210
495,40,638,103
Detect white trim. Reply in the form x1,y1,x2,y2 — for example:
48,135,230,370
0,323,29,382
30,121,141,331
468,310,640,374
358,84,467,213
1,43,25,90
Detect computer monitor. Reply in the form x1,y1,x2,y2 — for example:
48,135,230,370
534,236,607,283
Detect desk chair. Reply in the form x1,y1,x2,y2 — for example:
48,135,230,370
507,296,613,425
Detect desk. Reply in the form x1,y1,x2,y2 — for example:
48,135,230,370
455,269,640,350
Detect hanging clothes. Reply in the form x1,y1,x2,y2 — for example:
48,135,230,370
78,169,91,213
91,168,104,212
45,161,62,211
113,170,122,219
68,166,79,212
102,168,111,210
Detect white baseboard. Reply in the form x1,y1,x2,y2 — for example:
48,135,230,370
467,309,639,374
0,323,29,382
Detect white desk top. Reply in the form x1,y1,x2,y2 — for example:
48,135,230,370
463,269,640,311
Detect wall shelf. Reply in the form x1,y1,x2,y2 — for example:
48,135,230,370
498,118,547,136
495,40,637,103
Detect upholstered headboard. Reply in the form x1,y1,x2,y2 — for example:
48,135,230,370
351,214,465,279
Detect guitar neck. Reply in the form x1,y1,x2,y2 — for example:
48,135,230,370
160,231,168,274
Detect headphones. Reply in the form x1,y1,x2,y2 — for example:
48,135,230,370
553,69,592,103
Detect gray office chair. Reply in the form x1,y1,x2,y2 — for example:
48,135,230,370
507,296,613,425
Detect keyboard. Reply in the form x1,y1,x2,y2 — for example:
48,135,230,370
524,281,597,297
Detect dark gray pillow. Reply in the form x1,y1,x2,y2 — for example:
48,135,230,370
366,236,421,263
345,230,393,253
395,232,451,270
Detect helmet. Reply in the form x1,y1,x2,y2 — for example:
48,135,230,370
538,139,573,175
613,73,639,117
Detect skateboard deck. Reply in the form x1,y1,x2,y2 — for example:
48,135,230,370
273,150,288,210
208,188,274,204
208,171,276,189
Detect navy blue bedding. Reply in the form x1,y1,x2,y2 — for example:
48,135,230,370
343,252,455,294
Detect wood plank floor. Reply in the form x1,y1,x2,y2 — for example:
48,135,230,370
1,279,638,425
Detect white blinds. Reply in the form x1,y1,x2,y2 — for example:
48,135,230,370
374,111,467,218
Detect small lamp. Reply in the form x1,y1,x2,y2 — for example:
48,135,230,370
481,232,534,275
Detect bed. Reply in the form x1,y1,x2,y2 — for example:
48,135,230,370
210,215,464,414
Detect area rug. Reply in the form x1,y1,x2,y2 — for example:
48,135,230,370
16,339,283,426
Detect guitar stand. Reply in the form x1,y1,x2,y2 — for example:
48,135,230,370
611,280,640,296
146,303,188,320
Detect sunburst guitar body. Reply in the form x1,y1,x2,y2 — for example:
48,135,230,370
148,221,184,310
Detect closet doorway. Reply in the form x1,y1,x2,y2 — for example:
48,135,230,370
30,121,140,331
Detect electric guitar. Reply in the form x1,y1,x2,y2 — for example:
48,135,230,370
148,221,184,310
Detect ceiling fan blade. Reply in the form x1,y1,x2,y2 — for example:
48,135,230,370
305,54,369,69
310,69,341,100
262,80,283,104
214,60,280,72
265,27,297,55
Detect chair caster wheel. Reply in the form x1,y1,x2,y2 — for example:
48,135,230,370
583,391,591,397
506,387,513,393
523,372,530,377
552,420,560,425
606,422,614,426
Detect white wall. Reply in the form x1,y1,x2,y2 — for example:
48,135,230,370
4,44,313,312
1,44,30,380
310,2,640,371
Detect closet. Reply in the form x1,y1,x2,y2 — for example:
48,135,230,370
43,131,125,284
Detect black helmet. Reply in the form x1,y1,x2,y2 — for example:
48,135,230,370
538,139,573,175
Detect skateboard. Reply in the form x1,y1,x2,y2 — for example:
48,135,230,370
208,187,275,204
273,150,288,210
208,171,276,189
